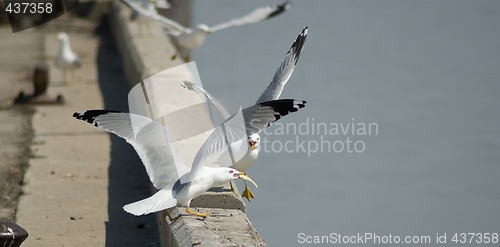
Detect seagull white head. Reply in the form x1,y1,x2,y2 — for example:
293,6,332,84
210,167,258,188
56,32,68,41
248,133,260,150
231,168,258,188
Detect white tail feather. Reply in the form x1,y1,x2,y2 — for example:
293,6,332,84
123,188,177,216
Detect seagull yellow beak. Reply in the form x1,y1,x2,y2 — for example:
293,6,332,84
249,141,256,150
237,172,258,188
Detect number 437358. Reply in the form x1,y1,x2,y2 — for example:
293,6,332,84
451,233,499,244
5,2,53,14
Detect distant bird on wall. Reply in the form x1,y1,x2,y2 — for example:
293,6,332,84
55,32,81,84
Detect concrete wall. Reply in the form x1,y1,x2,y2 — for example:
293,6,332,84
108,1,267,246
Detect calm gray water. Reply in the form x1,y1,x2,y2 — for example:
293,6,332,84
192,1,500,246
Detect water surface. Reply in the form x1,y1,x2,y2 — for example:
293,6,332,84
192,1,500,245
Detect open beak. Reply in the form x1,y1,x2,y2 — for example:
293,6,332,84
237,172,258,188
249,141,256,150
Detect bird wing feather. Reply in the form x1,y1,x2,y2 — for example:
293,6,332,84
255,27,307,104
210,1,292,32
180,109,247,183
121,0,188,35
243,99,307,135
123,186,177,216
73,110,190,189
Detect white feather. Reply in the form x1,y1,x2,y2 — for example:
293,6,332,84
123,186,176,216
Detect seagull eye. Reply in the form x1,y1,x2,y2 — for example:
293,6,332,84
229,170,234,174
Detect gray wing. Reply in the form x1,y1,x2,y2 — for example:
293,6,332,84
255,27,308,104
181,80,237,125
73,110,189,189
243,99,306,135
121,0,185,35
210,2,291,32
181,81,307,136
180,108,247,183
73,56,82,68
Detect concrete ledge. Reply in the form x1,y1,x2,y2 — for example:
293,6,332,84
191,183,246,213
109,1,266,246
168,208,265,247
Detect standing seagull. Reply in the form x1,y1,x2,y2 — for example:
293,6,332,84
55,32,81,84
73,109,258,217
154,1,291,60
182,27,308,200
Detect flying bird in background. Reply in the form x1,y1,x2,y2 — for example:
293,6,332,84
155,1,292,60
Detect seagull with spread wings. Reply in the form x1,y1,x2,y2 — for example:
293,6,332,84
72,27,308,216
73,108,258,218
181,27,308,200
73,92,305,217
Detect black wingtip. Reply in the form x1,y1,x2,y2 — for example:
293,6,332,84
267,1,292,19
73,110,122,127
288,26,308,65
258,99,307,122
